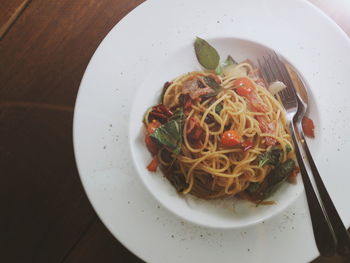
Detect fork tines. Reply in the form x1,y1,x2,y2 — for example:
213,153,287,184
258,52,297,109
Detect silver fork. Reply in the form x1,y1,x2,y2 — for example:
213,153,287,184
258,53,337,257
285,62,350,257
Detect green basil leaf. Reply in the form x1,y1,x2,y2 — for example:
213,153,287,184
257,147,282,167
215,65,223,75
150,120,180,151
262,159,295,199
248,159,295,201
170,108,184,125
150,108,184,154
203,76,221,89
285,144,292,153
215,103,223,114
170,108,184,154
223,55,237,67
246,182,260,193
194,37,220,70
201,76,222,99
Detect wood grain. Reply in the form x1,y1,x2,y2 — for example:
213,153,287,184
0,0,30,39
0,106,96,263
63,218,144,263
0,0,143,262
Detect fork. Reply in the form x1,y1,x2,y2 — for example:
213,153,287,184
258,53,337,257
285,63,350,257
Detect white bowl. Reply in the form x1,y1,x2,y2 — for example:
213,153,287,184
129,37,304,229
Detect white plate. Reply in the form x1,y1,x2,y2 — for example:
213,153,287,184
73,0,350,262
129,37,305,229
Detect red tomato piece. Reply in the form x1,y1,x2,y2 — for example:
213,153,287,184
302,116,315,138
145,135,159,155
233,78,254,96
147,120,161,134
233,78,268,112
221,130,241,147
233,77,254,90
288,166,300,184
147,157,159,172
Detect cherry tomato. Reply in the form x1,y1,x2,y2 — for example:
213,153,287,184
147,157,159,172
302,116,315,138
233,77,254,96
145,135,159,155
288,166,300,184
221,130,241,147
147,120,161,134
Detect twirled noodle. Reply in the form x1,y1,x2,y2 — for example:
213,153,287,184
148,63,294,200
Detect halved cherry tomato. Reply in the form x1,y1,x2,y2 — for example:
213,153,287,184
233,78,268,112
302,116,315,138
221,130,241,147
147,120,161,134
145,135,159,155
241,140,253,151
288,166,300,184
233,77,254,96
147,157,159,172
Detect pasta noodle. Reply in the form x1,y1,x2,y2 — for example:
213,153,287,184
144,60,296,203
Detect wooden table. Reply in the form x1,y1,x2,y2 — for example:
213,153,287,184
1,0,349,262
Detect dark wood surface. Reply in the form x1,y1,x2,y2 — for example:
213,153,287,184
1,0,349,262
0,0,29,39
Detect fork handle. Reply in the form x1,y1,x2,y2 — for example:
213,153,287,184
289,122,337,257
297,129,350,256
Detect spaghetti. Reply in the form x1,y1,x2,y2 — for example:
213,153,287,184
144,59,297,203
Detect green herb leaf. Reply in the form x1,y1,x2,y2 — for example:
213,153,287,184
257,147,282,167
285,144,292,153
222,55,237,67
262,159,295,198
164,170,188,192
150,120,180,152
215,65,223,75
194,37,220,70
215,103,223,114
246,182,260,193
222,55,239,77
203,76,220,89
246,159,295,201
201,76,222,98
170,108,184,125
151,109,184,154
170,108,184,154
